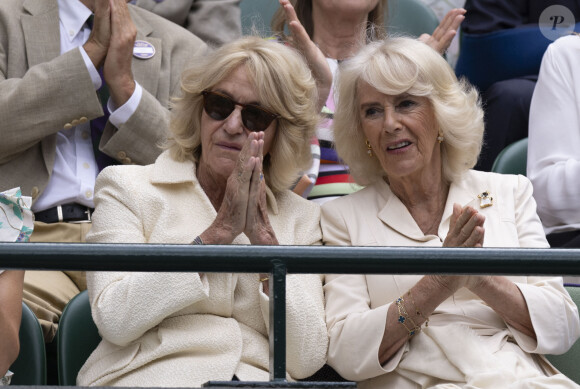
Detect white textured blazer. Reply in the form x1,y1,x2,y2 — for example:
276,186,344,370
321,170,580,389
77,151,328,387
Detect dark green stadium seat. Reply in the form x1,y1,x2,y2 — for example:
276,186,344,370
546,286,580,384
9,302,47,385
386,0,440,38
57,290,101,385
490,138,528,176
240,0,280,36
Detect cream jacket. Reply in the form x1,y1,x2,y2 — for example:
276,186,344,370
77,151,328,387
321,170,580,389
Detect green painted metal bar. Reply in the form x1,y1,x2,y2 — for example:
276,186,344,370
2,242,580,387
269,259,287,381
1,243,580,275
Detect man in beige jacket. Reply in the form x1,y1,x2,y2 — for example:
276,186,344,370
0,0,206,342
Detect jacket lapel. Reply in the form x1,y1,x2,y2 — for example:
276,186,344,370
374,180,431,242
22,0,61,177
129,7,162,98
438,177,479,238
374,176,482,243
22,0,61,68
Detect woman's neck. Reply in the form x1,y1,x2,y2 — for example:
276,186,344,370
196,163,226,211
388,170,449,236
311,7,368,61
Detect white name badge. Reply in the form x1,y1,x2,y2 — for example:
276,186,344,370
133,40,155,59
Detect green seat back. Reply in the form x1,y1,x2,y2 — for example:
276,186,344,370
546,286,580,384
9,302,47,385
57,290,101,385
491,138,528,176
386,0,440,38
240,0,280,36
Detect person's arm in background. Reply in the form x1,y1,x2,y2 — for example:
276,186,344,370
527,35,580,230
0,270,24,378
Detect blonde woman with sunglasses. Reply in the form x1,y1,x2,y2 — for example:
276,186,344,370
77,36,327,387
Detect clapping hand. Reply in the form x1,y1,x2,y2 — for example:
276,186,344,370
278,0,332,111
443,203,485,248
418,8,465,55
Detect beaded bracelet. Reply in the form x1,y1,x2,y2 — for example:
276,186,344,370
395,297,421,337
407,290,429,327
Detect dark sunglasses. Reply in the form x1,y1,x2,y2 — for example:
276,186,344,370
202,90,279,132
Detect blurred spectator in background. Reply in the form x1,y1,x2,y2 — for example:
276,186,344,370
528,33,580,248
456,0,580,171
132,0,241,46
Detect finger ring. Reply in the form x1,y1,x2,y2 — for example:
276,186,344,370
259,172,264,181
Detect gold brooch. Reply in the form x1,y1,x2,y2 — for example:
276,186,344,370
477,191,493,208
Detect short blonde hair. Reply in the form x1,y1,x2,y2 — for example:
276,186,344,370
166,36,319,194
334,37,484,185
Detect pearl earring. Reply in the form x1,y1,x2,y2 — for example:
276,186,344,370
366,140,373,157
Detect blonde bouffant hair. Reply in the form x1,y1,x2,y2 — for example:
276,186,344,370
334,37,484,186
165,36,319,194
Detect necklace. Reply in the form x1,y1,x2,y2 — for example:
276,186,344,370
314,42,348,62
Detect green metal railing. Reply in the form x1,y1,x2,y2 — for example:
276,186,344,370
1,243,580,386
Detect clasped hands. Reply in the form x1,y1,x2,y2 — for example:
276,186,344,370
83,0,137,108
211,132,278,246
437,202,490,293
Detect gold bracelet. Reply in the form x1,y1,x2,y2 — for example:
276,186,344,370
407,290,429,327
259,276,269,282
395,297,421,337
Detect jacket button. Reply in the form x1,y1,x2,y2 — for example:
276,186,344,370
63,123,73,130
71,119,80,127
122,157,132,165
79,117,88,124
117,151,127,160
31,186,39,199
